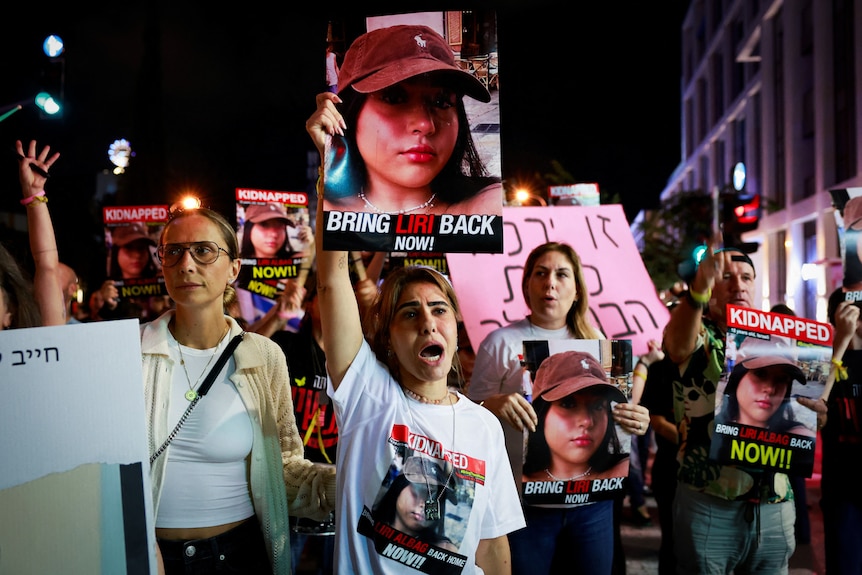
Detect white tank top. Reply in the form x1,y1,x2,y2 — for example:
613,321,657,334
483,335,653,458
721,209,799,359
156,336,255,528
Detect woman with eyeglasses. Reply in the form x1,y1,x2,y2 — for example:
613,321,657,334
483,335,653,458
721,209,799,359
140,207,336,575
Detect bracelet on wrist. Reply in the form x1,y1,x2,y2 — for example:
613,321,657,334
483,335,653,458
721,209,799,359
685,289,709,311
633,368,648,381
316,166,324,198
20,190,47,206
689,287,712,304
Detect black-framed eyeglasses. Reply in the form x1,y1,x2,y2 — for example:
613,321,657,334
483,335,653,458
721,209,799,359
157,241,230,267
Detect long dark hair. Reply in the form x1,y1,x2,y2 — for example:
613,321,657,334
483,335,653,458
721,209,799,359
330,82,498,205
523,391,626,476
716,363,800,432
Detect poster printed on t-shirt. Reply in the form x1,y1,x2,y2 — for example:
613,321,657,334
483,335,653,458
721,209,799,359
710,304,832,477
103,204,169,298
519,339,633,506
357,426,474,574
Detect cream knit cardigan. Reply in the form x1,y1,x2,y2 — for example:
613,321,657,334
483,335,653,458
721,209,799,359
141,311,336,575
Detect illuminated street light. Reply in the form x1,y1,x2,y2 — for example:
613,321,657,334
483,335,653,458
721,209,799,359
108,139,133,174
514,188,547,206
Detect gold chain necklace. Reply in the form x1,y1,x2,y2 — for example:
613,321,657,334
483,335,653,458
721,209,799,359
176,325,229,401
358,188,436,215
545,466,592,482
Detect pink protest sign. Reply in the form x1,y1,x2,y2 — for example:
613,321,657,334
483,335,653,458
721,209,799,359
446,205,669,357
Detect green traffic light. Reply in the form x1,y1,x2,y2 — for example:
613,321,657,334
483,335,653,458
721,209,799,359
35,92,61,115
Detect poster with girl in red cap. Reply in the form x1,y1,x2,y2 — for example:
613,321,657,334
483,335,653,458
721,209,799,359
318,11,504,254
234,188,313,326
520,339,634,506
102,204,169,299
710,304,833,476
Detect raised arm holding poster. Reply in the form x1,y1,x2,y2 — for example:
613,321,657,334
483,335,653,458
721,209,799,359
319,11,504,254
709,304,832,476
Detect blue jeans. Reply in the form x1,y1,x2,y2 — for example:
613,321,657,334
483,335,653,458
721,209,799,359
673,486,795,574
509,501,615,575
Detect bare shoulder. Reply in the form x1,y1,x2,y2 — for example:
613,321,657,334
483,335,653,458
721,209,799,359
444,182,504,216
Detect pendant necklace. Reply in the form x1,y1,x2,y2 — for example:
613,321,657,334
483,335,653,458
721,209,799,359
402,385,457,521
358,188,436,215
545,466,592,482
176,324,230,401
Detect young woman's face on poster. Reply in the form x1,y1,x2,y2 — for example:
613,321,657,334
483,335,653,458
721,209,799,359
118,239,154,278
735,366,791,427
357,79,459,192
250,219,286,258
545,389,609,468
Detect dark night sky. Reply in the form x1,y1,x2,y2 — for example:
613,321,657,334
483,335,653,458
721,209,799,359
0,2,688,288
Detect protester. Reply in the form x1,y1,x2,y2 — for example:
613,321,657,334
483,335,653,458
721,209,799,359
820,288,862,573
467,241,648,574
317,24,502,216
468,241,648,480
309,84,524,573
662,242,825,573
143,206,335,575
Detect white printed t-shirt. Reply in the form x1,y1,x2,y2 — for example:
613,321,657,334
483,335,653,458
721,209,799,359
330,340,525,574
